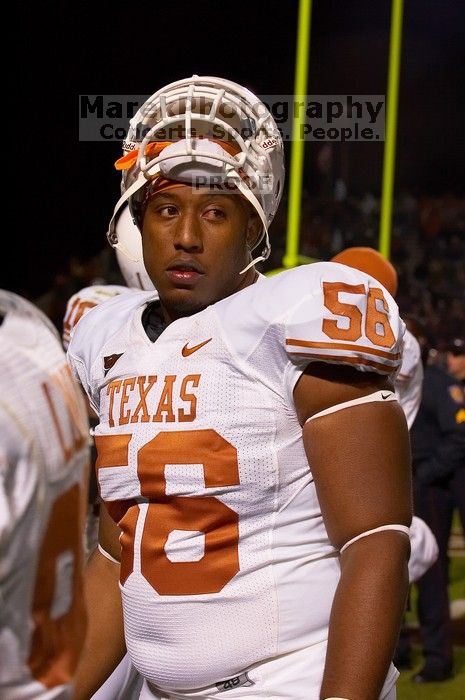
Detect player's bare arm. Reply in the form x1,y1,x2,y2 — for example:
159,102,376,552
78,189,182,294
294,363,412,700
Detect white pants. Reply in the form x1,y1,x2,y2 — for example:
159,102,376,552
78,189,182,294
138,642,398,700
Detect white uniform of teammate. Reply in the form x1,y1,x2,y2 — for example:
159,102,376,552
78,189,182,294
0,291,90,699
394,329,423,430
394,332,437,581
68,262,404,699
63,285,129,351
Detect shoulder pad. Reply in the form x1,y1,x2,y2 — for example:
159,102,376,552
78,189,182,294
282,263,404,374
63,284,129,349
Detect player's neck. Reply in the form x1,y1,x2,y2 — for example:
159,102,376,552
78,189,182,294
160,268,258,326
237,267,259,291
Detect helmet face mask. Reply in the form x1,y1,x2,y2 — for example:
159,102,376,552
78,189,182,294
108,76,285,266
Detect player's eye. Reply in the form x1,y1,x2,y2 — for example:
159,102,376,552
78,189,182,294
157,204,178,217
203,207,226,220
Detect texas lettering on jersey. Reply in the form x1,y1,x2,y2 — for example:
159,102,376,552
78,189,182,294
105,373,201,426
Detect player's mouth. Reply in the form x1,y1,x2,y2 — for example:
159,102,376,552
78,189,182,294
166,259,205,286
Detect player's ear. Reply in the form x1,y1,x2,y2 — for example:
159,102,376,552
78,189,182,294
246,211,261,250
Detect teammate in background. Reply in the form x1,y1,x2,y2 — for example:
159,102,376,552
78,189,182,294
68,76,412,700
0,290,90,699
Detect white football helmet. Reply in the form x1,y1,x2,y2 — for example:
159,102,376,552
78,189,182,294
114,206,154,290
107,75,285,268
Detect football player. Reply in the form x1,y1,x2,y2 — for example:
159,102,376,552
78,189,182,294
0,290,90,699
68,76,412,700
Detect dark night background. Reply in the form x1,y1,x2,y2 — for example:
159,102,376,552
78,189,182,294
12,0,464,299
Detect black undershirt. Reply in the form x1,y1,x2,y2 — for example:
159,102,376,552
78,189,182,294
141,300,167,342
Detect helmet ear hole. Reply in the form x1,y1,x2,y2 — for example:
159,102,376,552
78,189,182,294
114,206,155,291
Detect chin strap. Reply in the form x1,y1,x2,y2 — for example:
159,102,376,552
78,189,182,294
240,255,266,274
107,170,151,248
233,175,270,273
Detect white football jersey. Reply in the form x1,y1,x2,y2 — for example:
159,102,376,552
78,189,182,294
0,291,90,699
62,284,129,350
394,329,423,429
408,516,438,583
68,263,404,692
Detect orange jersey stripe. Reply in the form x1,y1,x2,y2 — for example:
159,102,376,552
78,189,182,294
286,338,400,360
289,351,397,373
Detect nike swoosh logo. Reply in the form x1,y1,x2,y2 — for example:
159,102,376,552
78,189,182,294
182,338,212,357
103,352,124,376
381,392,392,400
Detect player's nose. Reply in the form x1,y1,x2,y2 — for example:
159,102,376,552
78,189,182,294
173,214,203,252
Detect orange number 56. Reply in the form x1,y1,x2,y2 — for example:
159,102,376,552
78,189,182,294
322,282,395,348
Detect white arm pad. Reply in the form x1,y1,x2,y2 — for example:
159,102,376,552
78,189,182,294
306,390,397,423
340,524,410,554
98,543,120,564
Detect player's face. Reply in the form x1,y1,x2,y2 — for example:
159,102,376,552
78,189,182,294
141,185,260,321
